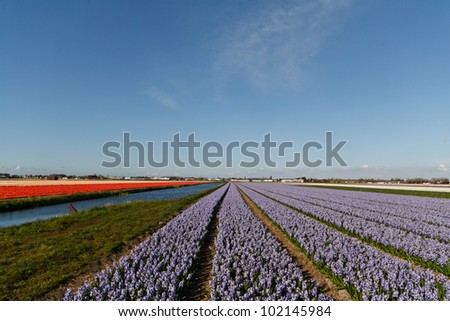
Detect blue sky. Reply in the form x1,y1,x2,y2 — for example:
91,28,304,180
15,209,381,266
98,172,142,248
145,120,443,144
1,0,450,179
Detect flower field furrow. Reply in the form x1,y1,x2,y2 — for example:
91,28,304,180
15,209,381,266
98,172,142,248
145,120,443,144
210,184,330,301
248,184,450,269
64,184,229,301
238,184,450,301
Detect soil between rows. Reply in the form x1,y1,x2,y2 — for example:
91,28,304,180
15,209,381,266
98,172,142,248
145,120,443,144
236,185,352,301
180,185,229,300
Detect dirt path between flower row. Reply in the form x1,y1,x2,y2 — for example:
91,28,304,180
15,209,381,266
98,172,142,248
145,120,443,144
237,186,352,301
180,185,229,300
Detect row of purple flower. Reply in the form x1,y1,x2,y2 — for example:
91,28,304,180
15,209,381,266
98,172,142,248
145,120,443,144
249,184,450,268
210,184,330,300
65,183,330,301
65,184,229,300
259,184,450,238
239,184,450,300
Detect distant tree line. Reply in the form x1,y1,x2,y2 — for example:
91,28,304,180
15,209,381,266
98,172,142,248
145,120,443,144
405,177,449,184
299,177,450,184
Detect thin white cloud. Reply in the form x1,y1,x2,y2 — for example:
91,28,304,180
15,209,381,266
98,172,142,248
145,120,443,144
359,164,369,169
15,165,21,171
145,87,179,110
438,164,448,172
214,0,352,90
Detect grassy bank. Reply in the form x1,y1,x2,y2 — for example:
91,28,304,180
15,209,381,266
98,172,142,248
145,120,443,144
299,184,450,199
0,187,218,300
0,184,199,213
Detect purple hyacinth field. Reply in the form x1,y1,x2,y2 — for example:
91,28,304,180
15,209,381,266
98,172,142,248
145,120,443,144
65,183,450,301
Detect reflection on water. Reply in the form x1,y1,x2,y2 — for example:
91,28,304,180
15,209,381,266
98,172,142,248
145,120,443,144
0,183,220,227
